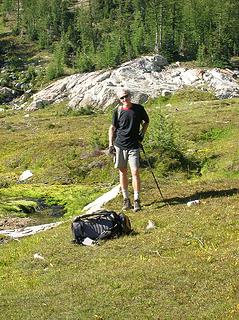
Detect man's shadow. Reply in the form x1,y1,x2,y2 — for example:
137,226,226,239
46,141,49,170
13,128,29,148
145,188,239,207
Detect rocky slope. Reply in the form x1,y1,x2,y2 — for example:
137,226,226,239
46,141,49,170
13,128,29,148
5,55,239,111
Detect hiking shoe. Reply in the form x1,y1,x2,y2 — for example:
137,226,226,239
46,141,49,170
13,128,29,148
133,199,141,212
122,198,131,210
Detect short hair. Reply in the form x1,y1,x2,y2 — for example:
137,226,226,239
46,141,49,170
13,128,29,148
117,88,130,98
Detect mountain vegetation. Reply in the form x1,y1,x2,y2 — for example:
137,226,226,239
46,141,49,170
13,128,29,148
2,0,239,76
0,2,239,319
0,94,239,319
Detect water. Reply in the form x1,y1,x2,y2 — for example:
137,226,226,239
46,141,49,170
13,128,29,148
26,198,66,225
0,197,66,227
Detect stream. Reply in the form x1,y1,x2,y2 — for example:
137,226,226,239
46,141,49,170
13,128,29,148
0,197,66,229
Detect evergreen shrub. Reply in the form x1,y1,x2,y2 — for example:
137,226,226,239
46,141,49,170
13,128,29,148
144,107,201,175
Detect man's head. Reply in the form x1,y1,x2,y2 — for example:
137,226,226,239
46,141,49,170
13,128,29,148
117,88,131,107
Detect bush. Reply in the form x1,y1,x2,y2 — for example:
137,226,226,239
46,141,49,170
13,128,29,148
170,88,216,103
76,51,95,73
65,106,95,116
46,43,65,80
89,130,108,150
144,108,201,174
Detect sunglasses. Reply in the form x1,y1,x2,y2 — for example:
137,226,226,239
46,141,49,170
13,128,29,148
120,94,129,100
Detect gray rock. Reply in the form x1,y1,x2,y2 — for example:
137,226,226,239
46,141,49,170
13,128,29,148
0,86,16,102
22,55,239,111
26,99,50,111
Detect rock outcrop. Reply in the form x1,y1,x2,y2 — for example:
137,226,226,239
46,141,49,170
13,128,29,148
23,55,239,111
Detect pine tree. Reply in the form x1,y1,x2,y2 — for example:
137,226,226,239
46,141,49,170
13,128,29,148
131,10,145,56
46,42,65,80
2,0,238,70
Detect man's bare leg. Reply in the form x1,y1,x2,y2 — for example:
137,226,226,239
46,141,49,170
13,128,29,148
131,167,141,211
119,167,131,209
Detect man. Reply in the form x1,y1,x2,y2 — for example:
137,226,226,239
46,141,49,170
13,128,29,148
108,88,149,212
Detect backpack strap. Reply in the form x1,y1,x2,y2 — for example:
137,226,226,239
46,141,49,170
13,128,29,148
117,106,122,122
114,106,122,129
72,210,118,222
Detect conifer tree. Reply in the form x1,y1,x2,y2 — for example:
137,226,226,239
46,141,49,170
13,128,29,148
3,0,238,73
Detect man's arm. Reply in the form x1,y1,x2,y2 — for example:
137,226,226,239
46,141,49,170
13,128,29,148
138,120,149,142
108,124,116,147
140,106,149,138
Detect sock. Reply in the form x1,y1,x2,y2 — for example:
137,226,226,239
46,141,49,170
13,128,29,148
122,189,129,199
134,191,140,201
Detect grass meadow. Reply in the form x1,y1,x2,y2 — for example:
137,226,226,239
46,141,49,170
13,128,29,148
0,93,239,319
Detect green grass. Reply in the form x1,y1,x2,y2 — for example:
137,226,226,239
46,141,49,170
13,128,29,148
0,180,238,319
0,103,112,185
0,184,108,220
0,95,239,319
0,15,4,34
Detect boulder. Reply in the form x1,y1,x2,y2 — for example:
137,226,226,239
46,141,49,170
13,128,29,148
22,55,239,111
0,86,16,102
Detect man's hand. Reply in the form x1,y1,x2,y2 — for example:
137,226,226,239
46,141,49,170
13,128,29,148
108,145,116,155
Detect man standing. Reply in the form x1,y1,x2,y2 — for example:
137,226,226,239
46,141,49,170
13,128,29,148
108,88,149,212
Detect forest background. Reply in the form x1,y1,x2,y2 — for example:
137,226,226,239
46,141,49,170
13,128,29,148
1,0,239,80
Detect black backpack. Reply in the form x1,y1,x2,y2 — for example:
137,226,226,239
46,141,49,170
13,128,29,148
71,209,132,245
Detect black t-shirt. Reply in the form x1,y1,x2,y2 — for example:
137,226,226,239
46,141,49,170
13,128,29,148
112,103,149,150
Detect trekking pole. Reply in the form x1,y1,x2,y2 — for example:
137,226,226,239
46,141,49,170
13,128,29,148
140,144,165,202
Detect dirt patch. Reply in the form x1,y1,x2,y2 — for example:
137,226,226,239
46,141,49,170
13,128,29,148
0,217,33,229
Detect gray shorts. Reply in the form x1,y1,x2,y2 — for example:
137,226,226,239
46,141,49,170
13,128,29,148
114,146,140,169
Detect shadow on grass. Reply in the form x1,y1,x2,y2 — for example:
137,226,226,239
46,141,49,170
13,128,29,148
144,188,239,208
167,187,239,205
